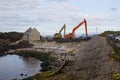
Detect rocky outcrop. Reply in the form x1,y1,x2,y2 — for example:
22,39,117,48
51,36,120,80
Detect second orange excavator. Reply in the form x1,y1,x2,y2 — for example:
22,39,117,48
64,19,88,39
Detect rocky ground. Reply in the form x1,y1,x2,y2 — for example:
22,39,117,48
8,39,85,53
5,35,120,80
32,41,87,63
44,36,120,80
33,41,84,53
7,40,86,66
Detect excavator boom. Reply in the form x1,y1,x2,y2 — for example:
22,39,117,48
59,24,66,37
84,19,88,38
54,24,66,39
64,19,88,39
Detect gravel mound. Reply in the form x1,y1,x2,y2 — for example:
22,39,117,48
58,36,120,80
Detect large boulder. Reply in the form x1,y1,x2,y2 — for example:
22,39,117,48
53,36,120,80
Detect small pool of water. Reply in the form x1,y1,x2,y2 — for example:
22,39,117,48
0,54,41,80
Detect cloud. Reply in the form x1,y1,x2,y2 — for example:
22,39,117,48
110,7,117,11
45,0,70,2
0,0,78,31
72,14,107,20
0,0,120,33
0,0,43,10
0,0,78,22
67,14,109,26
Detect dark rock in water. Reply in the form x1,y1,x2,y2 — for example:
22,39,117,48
25,74,27,76
20,73,24,76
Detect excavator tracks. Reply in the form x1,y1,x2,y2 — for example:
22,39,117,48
54,38,91,42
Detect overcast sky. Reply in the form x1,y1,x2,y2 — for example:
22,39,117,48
0,0,120,35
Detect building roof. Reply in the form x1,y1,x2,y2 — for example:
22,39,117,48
24,27,39,35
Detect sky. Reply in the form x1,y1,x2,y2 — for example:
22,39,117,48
0,0,120,35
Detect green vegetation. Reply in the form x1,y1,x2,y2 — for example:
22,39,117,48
100,31,120,80
0,44,9,53
113,47,120,55
0,32,34,53
109,46,120,63
15,50,57,80
16,50,56,72
0,32,23,42
100,31,120,37
23,71,53,80
100,31,120,62
111,73,120,80
0,40,33,53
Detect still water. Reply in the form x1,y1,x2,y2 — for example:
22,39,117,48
0,54,41,80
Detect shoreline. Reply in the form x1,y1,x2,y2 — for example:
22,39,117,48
0,41,85,80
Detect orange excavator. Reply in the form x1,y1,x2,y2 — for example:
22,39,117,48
64,19,88,39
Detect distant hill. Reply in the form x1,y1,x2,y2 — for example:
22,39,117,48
100,31,120,37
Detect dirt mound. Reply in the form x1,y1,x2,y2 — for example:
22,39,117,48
51,36,120,80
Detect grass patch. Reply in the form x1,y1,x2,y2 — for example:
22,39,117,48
18,51,69,80
111,72,120,80
101,31,120,63
23,71,53,80
100,31,120,37
110,46,120,62
113,47,120,55
108,40,120,63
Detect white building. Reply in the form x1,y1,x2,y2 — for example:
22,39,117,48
23,27,40,41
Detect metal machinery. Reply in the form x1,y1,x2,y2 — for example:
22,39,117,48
54,24,66,39
64,19,88,39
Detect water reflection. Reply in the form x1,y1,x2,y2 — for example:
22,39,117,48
0,54,41,80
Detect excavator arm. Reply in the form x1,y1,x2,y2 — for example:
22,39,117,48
54,24,66,39
64,19,88,39
59,24,66,37
84,19,88,39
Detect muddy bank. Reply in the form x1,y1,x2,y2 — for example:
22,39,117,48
4,41,85,65
14,50,57,72
0,54,41,80
0,49,62,80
